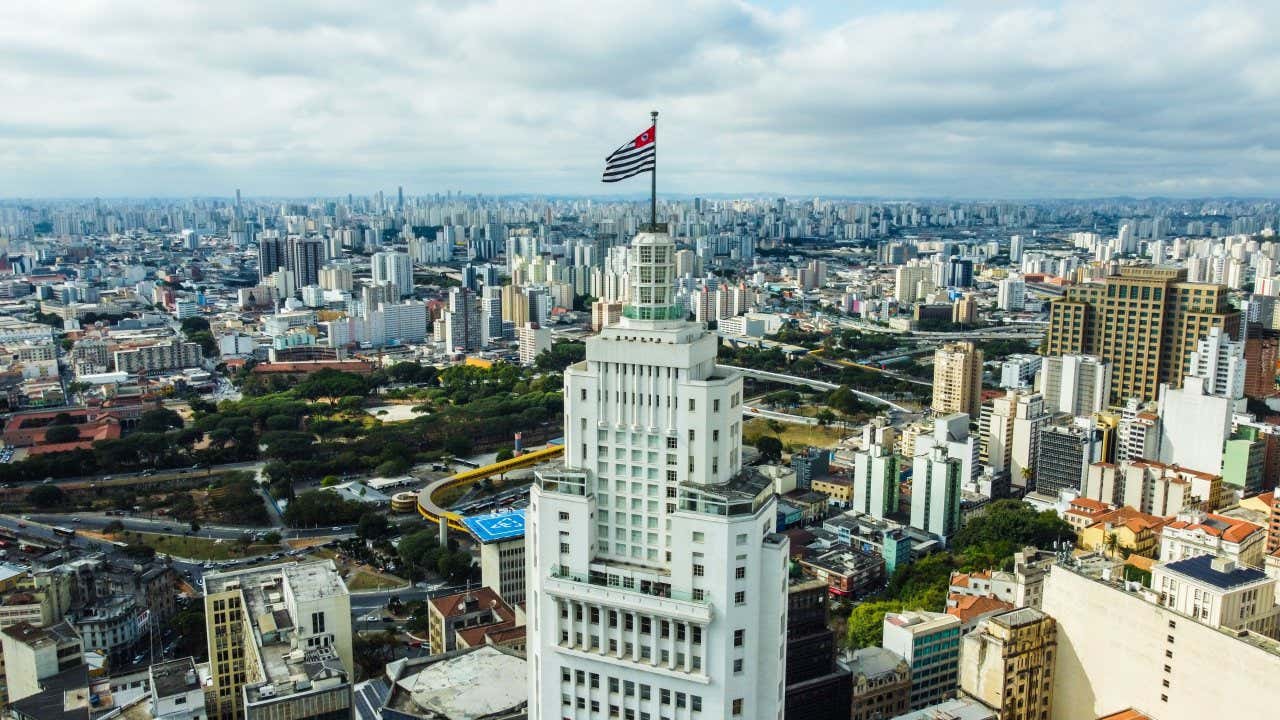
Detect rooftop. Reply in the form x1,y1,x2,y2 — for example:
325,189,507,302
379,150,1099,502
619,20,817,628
990,606,1048,629
149,657,200,699
386,645,527,720
1158,555,1269,590
844,646,907,681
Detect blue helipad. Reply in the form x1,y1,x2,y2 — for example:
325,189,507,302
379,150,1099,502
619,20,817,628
462,510,527,543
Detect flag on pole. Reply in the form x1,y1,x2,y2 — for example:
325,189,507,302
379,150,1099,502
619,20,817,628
602,125,656,183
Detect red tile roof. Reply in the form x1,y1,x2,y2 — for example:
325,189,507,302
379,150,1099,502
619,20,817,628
946,594,1014,624
1164,513,1261,544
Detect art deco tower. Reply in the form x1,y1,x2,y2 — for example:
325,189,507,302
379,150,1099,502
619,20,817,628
527,225,789,720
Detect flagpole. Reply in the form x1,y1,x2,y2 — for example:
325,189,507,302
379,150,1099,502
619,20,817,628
650,110,658,227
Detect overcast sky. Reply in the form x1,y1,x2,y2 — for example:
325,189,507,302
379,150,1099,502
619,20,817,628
2,0,1278,199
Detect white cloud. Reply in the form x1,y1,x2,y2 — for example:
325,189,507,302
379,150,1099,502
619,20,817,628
0,0,1277,197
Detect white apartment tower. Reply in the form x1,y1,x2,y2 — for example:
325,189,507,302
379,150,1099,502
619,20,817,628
527,226,789,720
1188,326,1246,401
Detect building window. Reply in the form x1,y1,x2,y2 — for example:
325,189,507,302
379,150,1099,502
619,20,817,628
732,699,744,716
735,566,745,579
713,399,720,412
310,611,325,634
734,629,745,647
559,511,570,521
692,564,705,577
733,658,743,673
667,437,677,449
692,588,705,601
734,591,746,605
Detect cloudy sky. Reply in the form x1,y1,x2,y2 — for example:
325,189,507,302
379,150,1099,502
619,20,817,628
2,0,1278,199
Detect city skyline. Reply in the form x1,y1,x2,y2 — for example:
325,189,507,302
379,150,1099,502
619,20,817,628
4,1,1280,199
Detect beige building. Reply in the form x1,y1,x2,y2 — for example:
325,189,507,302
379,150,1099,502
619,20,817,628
1043,266,1239,404
958,608,1057,720
317,264,353,292
933,341,983,419
203,560,353,720
1152,556,1279,639
113,338,202,375
0,620,83,704
844,646,911,720
1043,561,1280,720
1159,511,1266,569
952,295,978,325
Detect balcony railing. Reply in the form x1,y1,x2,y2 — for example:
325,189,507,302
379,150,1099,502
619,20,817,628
548,565,707,606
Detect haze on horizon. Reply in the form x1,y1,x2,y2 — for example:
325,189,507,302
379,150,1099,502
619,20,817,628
2,0,1278,200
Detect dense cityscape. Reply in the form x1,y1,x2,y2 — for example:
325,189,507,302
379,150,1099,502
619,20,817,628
4,1,1280,719
0,189,1275,720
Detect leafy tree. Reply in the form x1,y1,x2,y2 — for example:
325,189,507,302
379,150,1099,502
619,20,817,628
190,520,201,533
180,317,211,334
104,519,125,535
353,631,400,681
295,370,370,405
846,600,902,648
321,476,341,487
754,435,783,462
282,491,365,528
263,531,282,544
951,499,1074,558
495,448,514,462
358,512,391,541
51,412,74,426
44,425,80,444
171,607,207,660
439,550,474,582
29,484,66,508
534,341,586,372
138,407,184,433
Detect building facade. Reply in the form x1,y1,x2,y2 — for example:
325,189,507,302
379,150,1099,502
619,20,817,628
932,341,983,419
526,226,789,720
1043,267,1239,404
957,608,1057,720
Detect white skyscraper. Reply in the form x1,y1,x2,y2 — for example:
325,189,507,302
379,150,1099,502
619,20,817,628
527,227,789,720
997,275,1025,311
371,251,413,298
1187,326,1246,401
1038,355,1111,418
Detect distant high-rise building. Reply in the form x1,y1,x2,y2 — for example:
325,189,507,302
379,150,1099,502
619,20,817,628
1187,326,1246,400
997,275,1025,311
1009,235,1024,263
371,251,413,298
1035,422,1104,496
258,236,285,282
911,444,963,542
1244,324,1280,399
1038,355,1111,418
951,295,977,324
932,341,983,418
442,287,480,353
1044,267,1239,403
516,322,550,366
853,441,900,518
289,238,323,290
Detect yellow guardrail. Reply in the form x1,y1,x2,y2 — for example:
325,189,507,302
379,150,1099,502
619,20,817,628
417,445,564,533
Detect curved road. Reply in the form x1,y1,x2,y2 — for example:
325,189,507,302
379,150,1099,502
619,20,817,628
725,365,911,413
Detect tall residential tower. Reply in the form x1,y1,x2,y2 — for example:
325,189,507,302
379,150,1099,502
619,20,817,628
527,226,789,720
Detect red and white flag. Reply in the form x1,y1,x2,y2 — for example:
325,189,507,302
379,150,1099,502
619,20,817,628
602,125,656,183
